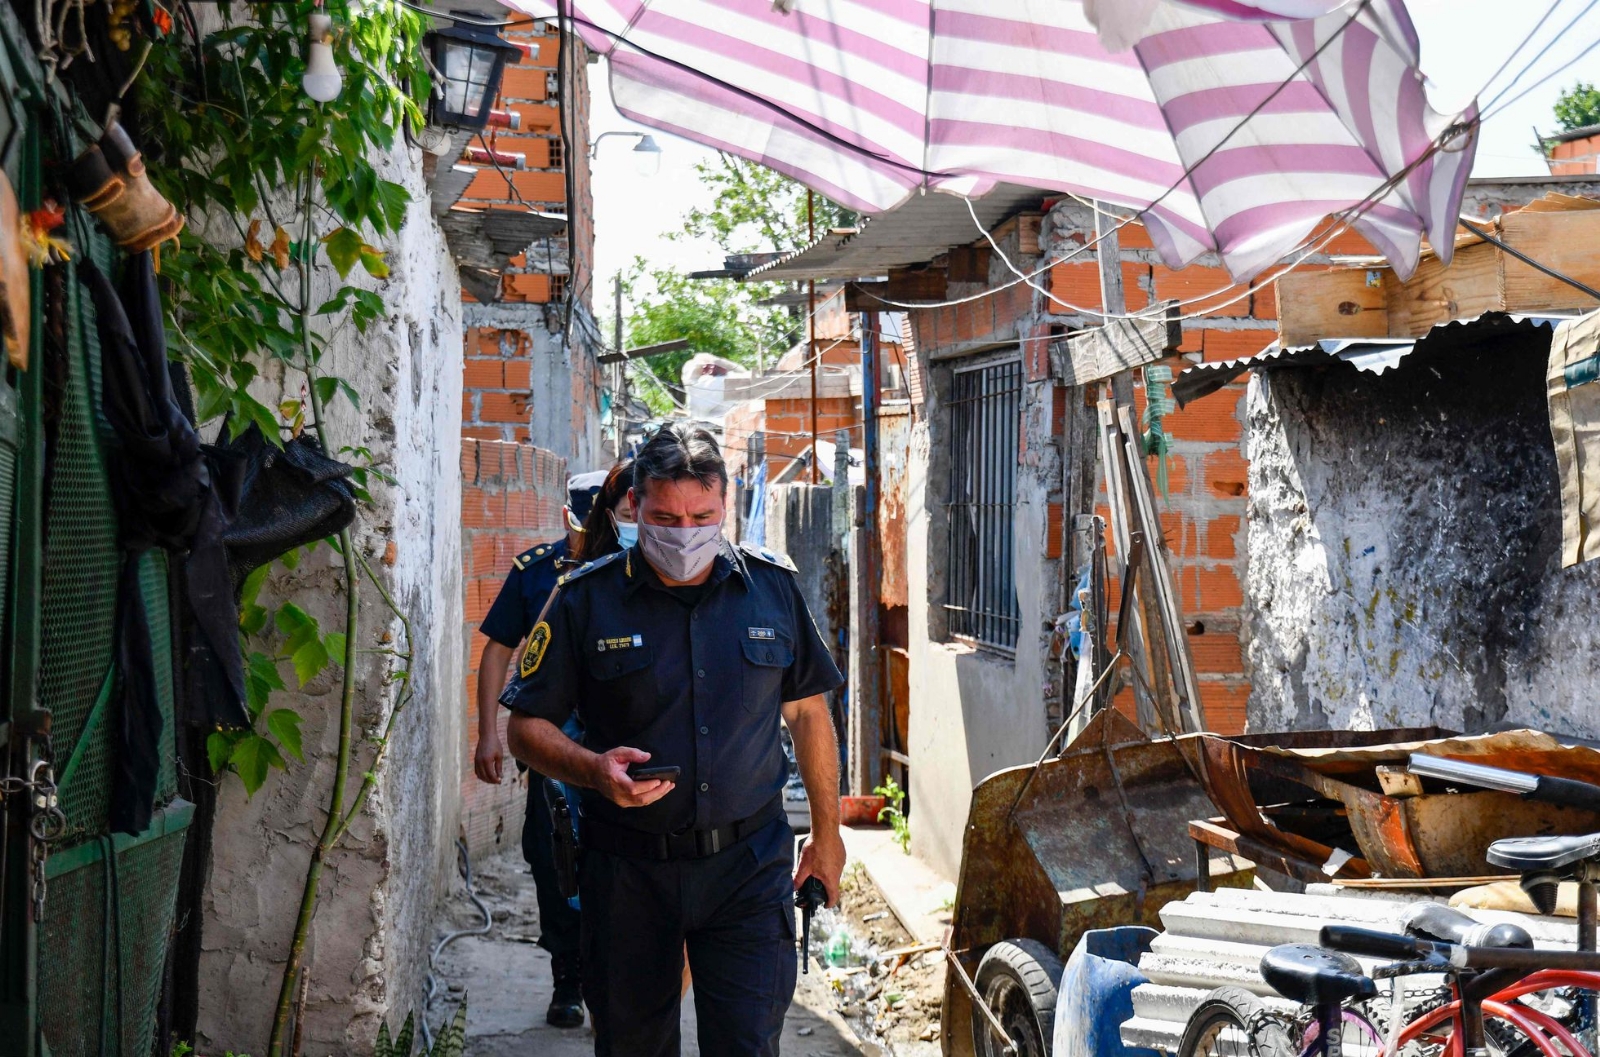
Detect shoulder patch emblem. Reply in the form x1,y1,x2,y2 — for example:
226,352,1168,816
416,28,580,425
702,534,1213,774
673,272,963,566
520,620,552,678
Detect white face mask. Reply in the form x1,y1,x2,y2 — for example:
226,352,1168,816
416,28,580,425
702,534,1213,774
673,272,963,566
639,522,722,581
610,511,639,550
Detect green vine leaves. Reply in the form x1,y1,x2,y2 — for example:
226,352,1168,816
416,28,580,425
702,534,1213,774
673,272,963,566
139,0,428,446
139,1,431,794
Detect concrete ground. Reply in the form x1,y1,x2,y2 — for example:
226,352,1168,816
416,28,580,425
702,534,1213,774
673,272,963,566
427,845,867,1057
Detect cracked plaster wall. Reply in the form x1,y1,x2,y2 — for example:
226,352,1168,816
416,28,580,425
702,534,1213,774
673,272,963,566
1244,333,1600,738
196,144,464,1054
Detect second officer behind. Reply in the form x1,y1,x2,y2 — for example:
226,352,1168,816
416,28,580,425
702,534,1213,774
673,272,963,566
501,423,845,1057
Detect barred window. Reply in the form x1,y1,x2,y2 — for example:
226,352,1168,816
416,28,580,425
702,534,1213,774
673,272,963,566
944,359,1021,650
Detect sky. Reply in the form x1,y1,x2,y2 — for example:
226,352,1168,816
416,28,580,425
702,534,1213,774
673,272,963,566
584,0,1600,301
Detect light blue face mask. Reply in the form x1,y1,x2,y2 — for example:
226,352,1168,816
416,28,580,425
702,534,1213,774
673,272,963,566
610,512,639,549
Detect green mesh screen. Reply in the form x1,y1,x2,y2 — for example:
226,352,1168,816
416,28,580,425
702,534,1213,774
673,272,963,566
40,235,120,841
38,809,191,1057
30,216,190,1057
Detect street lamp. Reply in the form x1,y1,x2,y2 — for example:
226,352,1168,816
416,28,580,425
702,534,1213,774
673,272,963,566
591,131,663,177
425,12,524,130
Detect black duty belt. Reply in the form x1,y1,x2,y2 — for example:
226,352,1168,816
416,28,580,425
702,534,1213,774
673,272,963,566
582,795,783,861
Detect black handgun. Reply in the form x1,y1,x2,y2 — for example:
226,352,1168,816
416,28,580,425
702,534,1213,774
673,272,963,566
543,778,580,900
794,876,827,974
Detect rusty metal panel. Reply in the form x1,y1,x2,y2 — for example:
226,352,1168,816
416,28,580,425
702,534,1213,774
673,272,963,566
1192,727,1600,879
942,709,1252,1056
877,406,911,608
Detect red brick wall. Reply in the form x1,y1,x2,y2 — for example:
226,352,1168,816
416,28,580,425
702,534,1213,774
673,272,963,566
1549,132,1600,175
459,19,595,308
1039,237,1282,735
460,437,567,857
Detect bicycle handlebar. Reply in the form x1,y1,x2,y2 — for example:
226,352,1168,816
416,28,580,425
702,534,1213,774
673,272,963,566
1320,924,1600,974
1320,925,1435,961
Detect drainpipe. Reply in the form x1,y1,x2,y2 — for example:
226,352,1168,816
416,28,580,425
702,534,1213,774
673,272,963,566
857,311,884,795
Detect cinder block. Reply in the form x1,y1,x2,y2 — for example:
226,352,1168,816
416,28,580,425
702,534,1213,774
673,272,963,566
1153,264,1247,317
1200,329,1274,363
1164,385,1244,443
463,359,503,390
1203,449,1249,498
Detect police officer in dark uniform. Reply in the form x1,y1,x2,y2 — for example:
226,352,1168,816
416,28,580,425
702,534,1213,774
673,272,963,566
473,469,609,1028
501,424,846,1056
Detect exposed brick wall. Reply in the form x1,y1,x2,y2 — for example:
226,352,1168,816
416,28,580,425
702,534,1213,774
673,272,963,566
1549,132,1600,175
460,438,567,858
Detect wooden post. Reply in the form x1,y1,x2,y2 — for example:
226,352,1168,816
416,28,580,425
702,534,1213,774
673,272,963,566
849,315,885,795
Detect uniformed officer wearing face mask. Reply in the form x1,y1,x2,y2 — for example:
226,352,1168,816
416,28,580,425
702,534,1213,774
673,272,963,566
500,423,845,1056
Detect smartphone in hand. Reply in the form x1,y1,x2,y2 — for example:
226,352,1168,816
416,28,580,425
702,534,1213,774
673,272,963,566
627,764,681,783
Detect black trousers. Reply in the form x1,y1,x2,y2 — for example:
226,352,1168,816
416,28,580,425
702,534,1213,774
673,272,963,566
523,772,581,960
579,814,798,1057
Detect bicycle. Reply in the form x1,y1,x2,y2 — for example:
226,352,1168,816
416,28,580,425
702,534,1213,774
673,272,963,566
1178,756,1600,1057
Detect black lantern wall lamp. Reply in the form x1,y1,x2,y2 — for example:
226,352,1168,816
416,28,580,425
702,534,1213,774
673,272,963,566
425,11,525,130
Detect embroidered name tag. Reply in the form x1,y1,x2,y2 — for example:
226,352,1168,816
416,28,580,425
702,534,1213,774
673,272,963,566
596,634,644,652
748,627,776,640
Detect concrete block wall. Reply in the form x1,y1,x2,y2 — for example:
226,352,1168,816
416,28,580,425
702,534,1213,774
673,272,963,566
1547,131,1600,175
460,437,567,857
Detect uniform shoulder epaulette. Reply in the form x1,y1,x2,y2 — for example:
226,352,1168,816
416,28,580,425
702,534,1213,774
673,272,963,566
556,549,626,586
739,540,797,573
511,542,558,571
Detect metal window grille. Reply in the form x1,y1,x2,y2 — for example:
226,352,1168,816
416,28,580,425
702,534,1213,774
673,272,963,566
944,359,1022,650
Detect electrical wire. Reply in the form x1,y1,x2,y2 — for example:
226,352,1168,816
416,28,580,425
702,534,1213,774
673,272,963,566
1475,0,1575,111
419,840,492,1050
1480,0,1600,115
1482,30,1600,123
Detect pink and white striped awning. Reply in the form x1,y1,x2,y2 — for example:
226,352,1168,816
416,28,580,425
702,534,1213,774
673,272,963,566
504,0,1479,281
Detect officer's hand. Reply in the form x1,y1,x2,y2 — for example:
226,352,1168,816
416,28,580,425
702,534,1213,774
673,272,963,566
589,747,675,809
794,831,847,908
474,732,504,785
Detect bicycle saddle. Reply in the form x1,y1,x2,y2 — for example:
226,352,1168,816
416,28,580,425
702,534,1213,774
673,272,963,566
1487,831,1600,871
1260,944,1377,1007
1401,903,1532,949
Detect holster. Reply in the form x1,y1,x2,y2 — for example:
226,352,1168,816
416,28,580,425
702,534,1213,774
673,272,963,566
543,777,580,900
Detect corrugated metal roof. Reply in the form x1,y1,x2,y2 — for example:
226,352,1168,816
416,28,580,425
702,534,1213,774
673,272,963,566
1172,311,1582,407
747,185,1047,282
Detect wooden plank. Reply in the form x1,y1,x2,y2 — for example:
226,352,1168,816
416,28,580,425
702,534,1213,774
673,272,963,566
1498,209,1600,312
885,265,948,302
946,245,990,284
1118,405,1205,733
1052,314,1182,385
1385,240,1501,337
991,212,1042,256
1276,267,1389,347
845,281,888,312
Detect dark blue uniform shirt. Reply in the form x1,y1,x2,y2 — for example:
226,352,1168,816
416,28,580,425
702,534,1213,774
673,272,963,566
480,538,569,647
499,539,842,836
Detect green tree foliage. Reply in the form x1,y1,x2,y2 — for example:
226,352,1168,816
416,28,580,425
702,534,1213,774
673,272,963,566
1555,82,1600,132
622,153,851,414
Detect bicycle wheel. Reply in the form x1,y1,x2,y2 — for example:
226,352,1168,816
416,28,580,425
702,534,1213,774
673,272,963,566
1179,987,1298,1057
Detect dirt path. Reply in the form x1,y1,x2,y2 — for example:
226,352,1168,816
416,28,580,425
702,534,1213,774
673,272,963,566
425,847,867,1057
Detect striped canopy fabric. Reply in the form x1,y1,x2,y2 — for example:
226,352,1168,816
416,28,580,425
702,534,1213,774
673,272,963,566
508,0,1479,281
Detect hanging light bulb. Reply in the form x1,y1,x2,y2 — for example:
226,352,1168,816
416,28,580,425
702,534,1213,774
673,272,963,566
302,12,343,103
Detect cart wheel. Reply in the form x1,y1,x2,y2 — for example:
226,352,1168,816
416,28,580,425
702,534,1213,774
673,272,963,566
1178,987,1296,1057
972,938,1063,1057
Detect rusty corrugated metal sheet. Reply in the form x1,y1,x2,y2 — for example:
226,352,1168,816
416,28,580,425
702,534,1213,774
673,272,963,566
878,406,912,608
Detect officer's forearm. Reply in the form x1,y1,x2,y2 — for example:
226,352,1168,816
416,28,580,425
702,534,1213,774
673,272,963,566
506,713,600,788
784,695,841,839
477,641,515,739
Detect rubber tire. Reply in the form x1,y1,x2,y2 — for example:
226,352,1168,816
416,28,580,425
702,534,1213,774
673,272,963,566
972,938,1065,1057
1178,986,1297,1057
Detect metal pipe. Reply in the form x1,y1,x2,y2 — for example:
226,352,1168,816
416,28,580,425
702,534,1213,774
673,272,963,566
1406,754,1539,794
808,190,818,484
